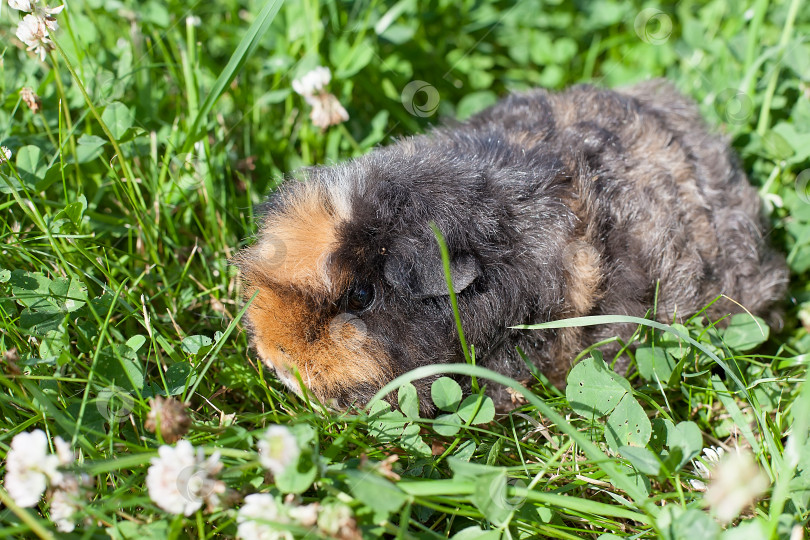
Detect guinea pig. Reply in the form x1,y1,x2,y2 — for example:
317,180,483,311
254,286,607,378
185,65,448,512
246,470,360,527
235,80,788,414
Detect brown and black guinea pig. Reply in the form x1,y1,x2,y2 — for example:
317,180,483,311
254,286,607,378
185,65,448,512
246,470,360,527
235,80,788,415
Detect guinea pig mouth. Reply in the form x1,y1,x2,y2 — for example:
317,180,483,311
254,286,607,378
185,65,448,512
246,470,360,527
269,363,303,396
269,363,365,410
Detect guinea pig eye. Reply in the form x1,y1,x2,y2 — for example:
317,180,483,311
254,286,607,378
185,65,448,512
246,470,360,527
345,282,374,312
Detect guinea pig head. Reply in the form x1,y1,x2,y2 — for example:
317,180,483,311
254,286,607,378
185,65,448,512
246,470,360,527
235,158,488,413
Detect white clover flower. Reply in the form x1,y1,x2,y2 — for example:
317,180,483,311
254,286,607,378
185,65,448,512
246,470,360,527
20,86,41,113
146,440,225,516
257,425,300,477
16,13,53,61
49,474,83,533
50,473,94,533
53,436,75,466
309,93,349,130
688,445,725,490
50,466,94,532
12,2,63,62
8,0,64,15
42,13,58,32
237,493,292,540
4,429,61,507
4,431,91,532
8,0,36,11
0,146,11,164
292,66,332,97
317,502,359,539
45,435,91,532
291,66,349,129
49,488,78,532
2,429,87,526
288,502,319,527
704,449,769,523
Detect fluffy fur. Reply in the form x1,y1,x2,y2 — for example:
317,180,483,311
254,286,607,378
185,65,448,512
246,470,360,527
236,80,788,414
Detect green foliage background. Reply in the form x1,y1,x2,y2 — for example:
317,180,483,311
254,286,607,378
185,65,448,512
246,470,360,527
0,0,809,538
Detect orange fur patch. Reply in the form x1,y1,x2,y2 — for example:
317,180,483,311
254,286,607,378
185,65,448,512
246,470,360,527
256,186,343,291
562,239,602,315
237,185,391,402
247,284,391,402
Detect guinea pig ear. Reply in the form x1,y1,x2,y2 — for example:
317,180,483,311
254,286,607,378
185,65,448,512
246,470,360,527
383,250,481,299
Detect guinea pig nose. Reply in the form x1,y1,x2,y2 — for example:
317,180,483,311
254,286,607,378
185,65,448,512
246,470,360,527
345,282,374,312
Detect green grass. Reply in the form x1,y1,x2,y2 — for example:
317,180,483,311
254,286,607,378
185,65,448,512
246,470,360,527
0,0,809,538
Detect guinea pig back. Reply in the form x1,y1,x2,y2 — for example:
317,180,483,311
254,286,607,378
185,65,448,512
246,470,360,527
235,80,788,413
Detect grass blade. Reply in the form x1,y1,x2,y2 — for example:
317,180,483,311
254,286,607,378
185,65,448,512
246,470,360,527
182,0,285,153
